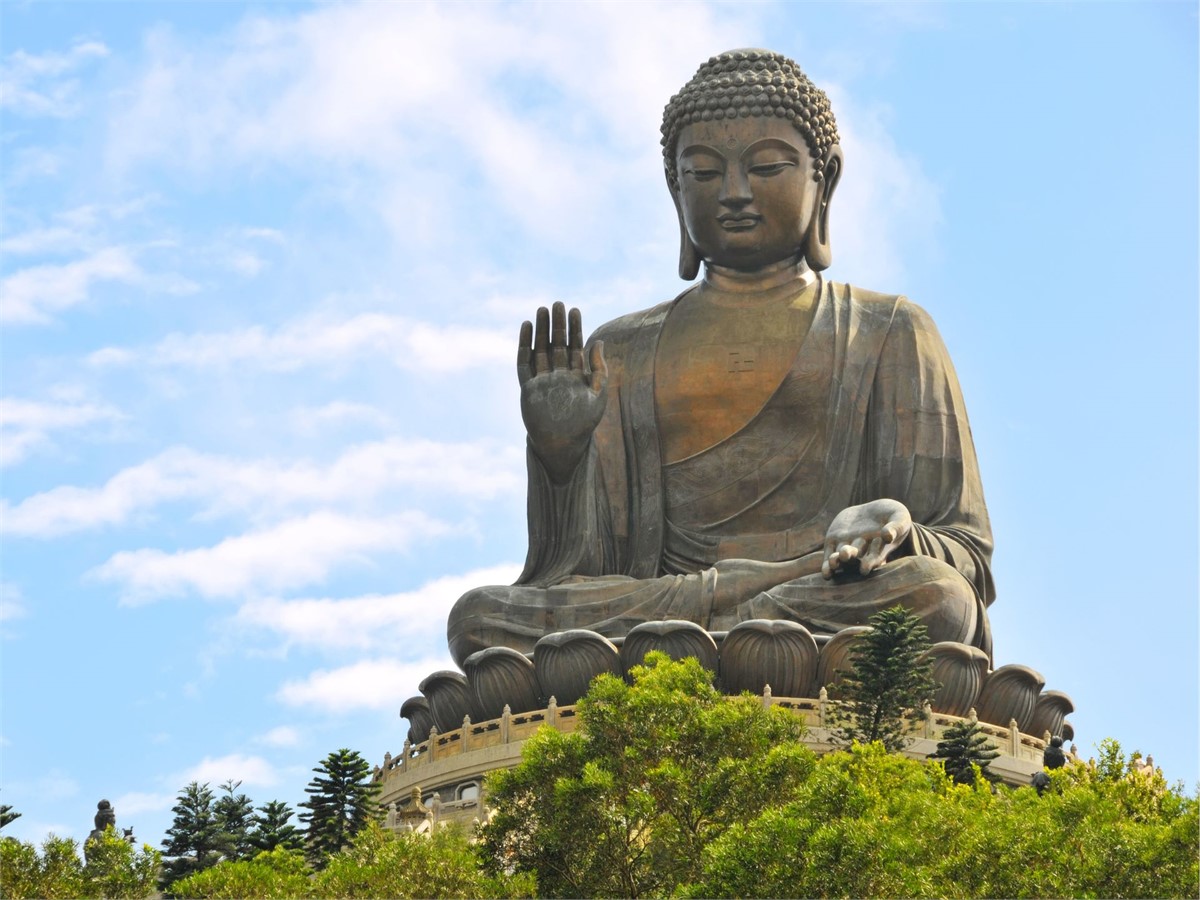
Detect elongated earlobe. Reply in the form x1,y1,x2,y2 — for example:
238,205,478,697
804,146,842,272
667,171,701,280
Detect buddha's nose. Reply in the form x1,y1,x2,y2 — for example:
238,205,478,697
719,166,753,208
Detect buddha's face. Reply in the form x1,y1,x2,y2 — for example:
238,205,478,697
675,116,819,272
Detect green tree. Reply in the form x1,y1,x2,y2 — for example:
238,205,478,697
81,826,162,899
161,782,226,891
481,653,814,898
0,834,85,899
313,821,533,899
248,800,304,854
0,828,160,900
689,743,1199,899
298,749,380,866
929,716,1001,785
830,604,938,752
213,780,255,862
169,847,311,899
0,800,20,830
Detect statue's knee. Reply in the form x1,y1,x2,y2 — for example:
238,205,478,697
882,556,978,643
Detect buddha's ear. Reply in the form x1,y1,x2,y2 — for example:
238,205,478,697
667,170,702,280
804,144,843,272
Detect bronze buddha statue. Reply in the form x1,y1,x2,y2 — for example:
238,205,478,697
447,49,992,671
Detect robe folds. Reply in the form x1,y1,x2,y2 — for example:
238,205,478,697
447,279,995,668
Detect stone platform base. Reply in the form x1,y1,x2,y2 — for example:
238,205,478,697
376,692,1054,833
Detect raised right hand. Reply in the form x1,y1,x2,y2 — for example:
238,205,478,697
517,301,608,483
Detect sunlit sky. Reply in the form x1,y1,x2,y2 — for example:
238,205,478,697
2,1,1196,849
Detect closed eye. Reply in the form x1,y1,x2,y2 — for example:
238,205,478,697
749,161,796,177
684,167,721,181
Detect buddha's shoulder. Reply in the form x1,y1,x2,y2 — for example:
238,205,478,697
829,281,940,334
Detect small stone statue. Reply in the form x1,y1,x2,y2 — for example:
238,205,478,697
1031,770,1052,796
1043,735,1067,770
84,799,116,861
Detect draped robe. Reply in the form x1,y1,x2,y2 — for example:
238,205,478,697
447,278,994,668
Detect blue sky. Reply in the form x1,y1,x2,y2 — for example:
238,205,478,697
2,0,1196,848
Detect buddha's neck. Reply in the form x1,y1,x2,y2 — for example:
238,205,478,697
699,257,817,305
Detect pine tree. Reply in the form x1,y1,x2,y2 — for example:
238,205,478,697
249,799,305,853
160,781,226,890
830,605,938,752
213,779,256,862
298,749,380,866
0,802,20,830
929,716,1001,785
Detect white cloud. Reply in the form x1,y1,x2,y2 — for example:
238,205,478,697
235,563,521,653
0,40,109,118
277,656,455,713
179,753,279,788
822,85,941,288
3,438,522,538
0,247,144,324
90,510,451,604
111,791,175,817
0,396,125,467
88,311,510,373
255,725,300,748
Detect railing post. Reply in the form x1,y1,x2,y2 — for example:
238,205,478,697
501,704,511,743
1009,718,1020,757
547,696,558,728
401,740,410,772
818,686,828,728
429,726,439,762
461,715,472,752
762,684,772,710
922,702,933,739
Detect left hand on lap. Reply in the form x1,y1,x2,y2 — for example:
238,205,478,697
821,499,912,579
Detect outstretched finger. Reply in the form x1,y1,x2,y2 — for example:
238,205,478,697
568,307,584,371
533,306,550,375
517,320,534,385
588,340,608,393
551,301,568,369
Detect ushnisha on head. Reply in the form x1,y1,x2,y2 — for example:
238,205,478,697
661,49,843,279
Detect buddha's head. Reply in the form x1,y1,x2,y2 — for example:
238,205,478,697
661,49,843,279
94,799,115,830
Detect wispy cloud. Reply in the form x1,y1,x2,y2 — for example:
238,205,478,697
110,791,176,817
1,247,144,324
87,312,510,373
3,439,522,537
235,563,521,653
0,396,125,467
0,40,109,118
0,582,27,624
90,511,452,604
277,656,455,714
254,725,300,748
179,753,279,788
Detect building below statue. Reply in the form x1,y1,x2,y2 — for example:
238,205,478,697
382,620,1074,831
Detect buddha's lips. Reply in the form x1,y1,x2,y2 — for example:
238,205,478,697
718,214,761,230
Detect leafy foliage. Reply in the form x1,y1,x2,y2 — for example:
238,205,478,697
169,847,311,899
161,782,227,891
169,822,534,899
0,828,160,900
249,800,304,854
481,652,814,897
691,743,1199,899
929,717,1001,785
830,605,938,752
298,749,380,867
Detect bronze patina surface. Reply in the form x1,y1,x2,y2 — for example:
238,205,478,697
448,49,993,670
